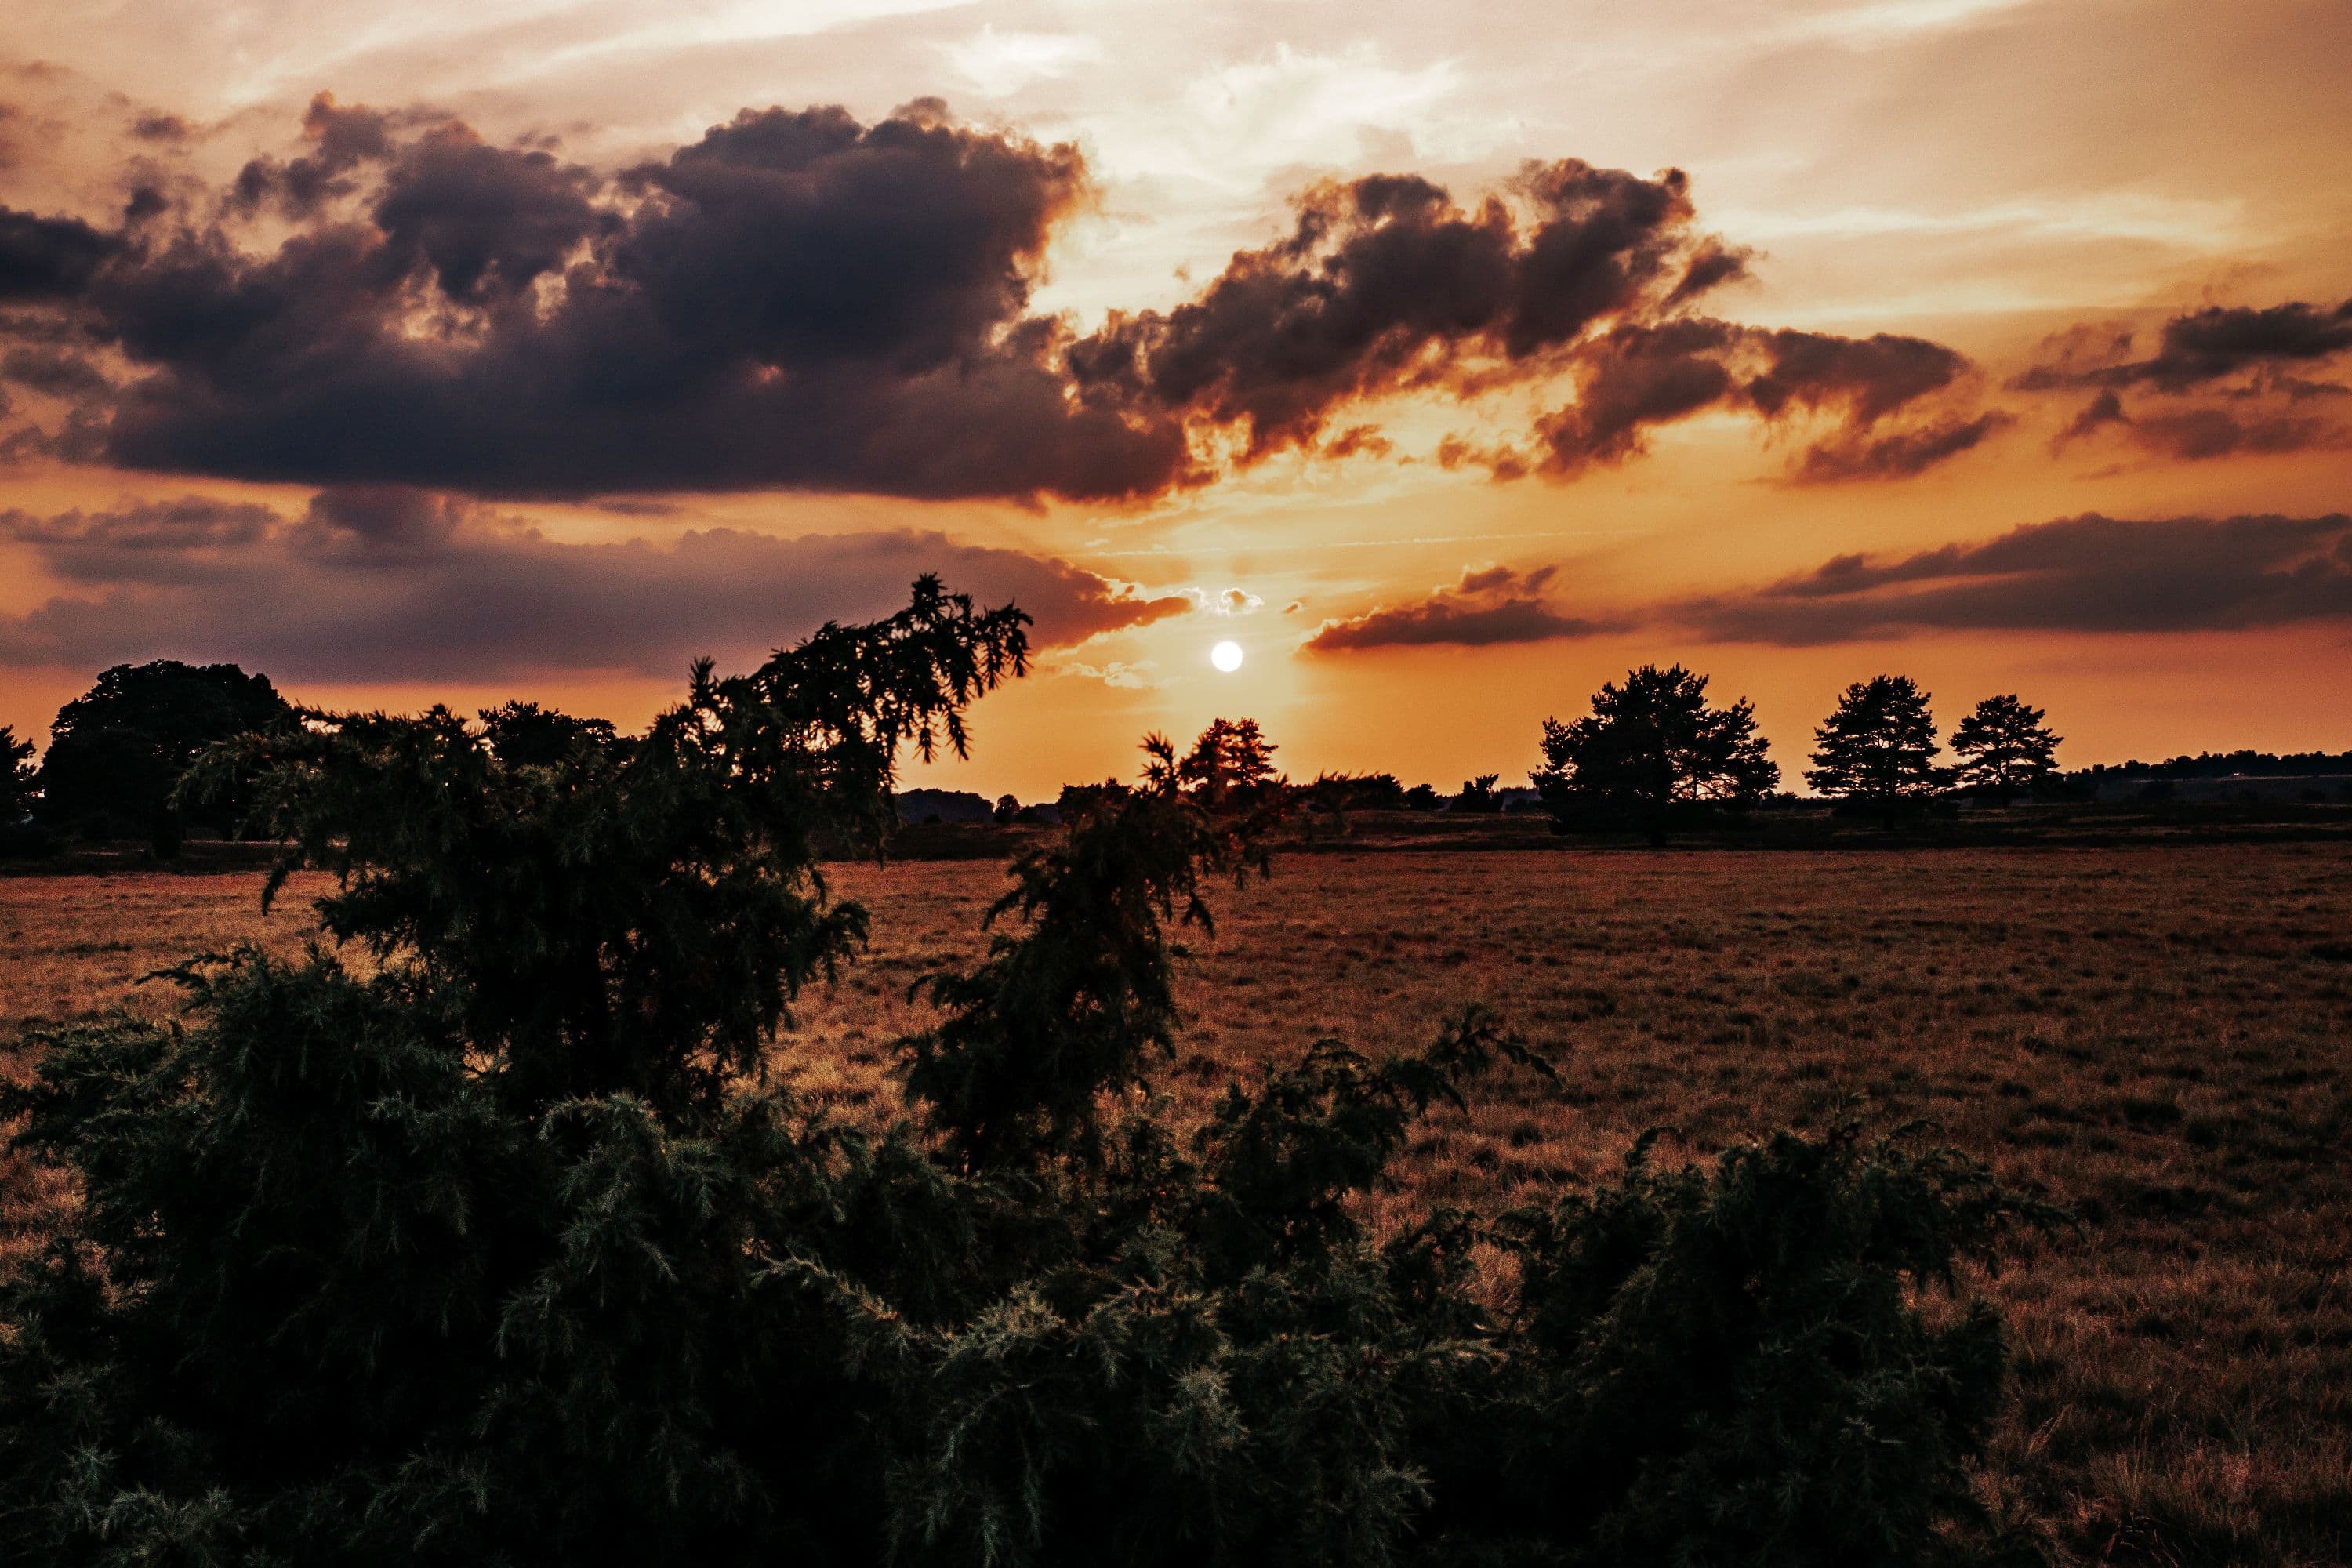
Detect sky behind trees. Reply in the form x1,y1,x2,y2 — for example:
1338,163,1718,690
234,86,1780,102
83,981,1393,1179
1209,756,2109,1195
2,0,2347,795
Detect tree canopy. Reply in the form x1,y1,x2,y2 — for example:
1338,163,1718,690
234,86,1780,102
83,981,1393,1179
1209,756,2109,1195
0,727,32,821
1452,772,1504,813
0,583,2050,1566
1533,664,1780,843
1951,694,2063,799
34,659,292,855
1806,674,1950,820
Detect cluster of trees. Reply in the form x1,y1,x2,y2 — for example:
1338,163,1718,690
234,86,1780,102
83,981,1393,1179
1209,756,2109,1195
1530,665,2064,842
0,581,2053,1564
2,660,296,858
2067,747,2352,783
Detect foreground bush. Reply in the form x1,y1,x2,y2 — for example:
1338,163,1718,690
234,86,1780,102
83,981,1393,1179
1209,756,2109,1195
0,580,2050,1565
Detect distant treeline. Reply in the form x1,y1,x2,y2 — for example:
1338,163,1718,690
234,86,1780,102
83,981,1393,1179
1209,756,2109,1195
5,657,2350,862
2064,750,2352,782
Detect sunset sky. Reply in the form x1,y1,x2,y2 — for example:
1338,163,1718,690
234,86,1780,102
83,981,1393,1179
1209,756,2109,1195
2,0,2348,797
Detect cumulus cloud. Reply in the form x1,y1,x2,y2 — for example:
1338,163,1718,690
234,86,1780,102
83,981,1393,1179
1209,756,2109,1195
1071,167,1997,482
1679,513,2352,644
1306,561,1609,651
0,491,1187,678
5,97,1184,502
0,96,1999,499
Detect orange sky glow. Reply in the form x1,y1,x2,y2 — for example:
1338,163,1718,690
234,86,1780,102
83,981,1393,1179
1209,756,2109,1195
2,0,2347,797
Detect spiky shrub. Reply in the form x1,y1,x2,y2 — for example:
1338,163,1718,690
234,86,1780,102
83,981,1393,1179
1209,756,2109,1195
1,581,2048,1565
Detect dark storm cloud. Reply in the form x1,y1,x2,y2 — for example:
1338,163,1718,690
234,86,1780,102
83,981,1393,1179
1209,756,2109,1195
0,205,120,300
0,99,1995,499
8,97,1184,502
370,123,609,299
0,492,1187,678
1306,563,1609,651
1678,513,2352,644
227,93,403,217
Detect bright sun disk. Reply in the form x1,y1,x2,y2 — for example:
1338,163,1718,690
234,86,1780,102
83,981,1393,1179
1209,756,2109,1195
1210,640,1244,673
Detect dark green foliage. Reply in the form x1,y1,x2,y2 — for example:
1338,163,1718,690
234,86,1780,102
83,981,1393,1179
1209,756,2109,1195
1436,1123,2056,1566
1534,664,1779,844
1952,695,2063,800
1807,674,1951,822
0,581,2047,1565
34,659,292,856
902,724,1283,1170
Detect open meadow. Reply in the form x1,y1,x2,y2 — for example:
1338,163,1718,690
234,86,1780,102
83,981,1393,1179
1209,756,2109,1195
5,840,2351,1566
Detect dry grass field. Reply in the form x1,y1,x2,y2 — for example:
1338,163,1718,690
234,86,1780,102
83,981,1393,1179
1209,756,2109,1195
6,842,2351,1566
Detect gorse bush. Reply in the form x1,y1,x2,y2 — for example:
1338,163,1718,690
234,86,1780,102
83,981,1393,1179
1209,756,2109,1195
0,580,2053,1565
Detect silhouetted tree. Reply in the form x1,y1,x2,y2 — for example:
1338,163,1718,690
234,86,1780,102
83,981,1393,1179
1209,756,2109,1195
0,727,32,821
1178,716,1281,805
1305,771,1406,813
0,726,45,857
0,583,2053,1566
1807,675,1949,825
478,700,621,766
1534,664,1779,844
1452,773,1504,813
35,660,292,856
1951,695,2062,800
1402,782,1442,810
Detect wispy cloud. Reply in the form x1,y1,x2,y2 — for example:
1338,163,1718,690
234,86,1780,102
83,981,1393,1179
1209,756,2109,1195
1677,513,2352,644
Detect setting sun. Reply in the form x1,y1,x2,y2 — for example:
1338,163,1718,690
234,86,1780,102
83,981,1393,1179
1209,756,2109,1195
1210,640,1245,673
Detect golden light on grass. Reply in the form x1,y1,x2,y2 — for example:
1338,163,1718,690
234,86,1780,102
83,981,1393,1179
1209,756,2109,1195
13,840,2352,1566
